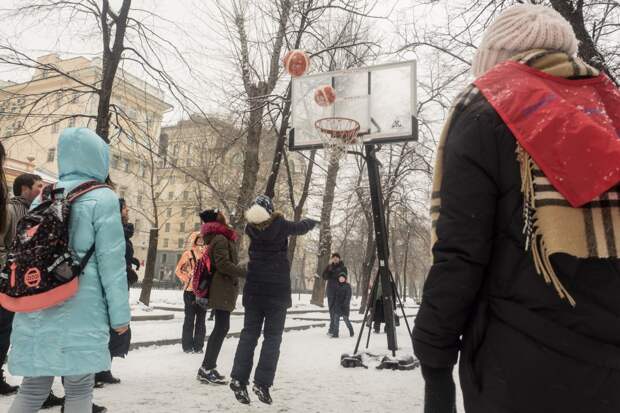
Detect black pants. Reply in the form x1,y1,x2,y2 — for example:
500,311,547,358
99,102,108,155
333,312,354,337
327,293,337,334
182,291,207,352
0,307,14,376
231,304,287,387
202,310,230,370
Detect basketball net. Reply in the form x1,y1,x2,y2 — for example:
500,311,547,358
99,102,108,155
314,117,360,161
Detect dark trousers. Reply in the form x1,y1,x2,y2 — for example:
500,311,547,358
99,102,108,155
182,291,207,352
231,304,287,387
333,312,354,337
202,310,230,370
327,294,337,334
0,307,14,376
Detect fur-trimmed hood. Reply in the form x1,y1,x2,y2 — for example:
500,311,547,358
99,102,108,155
245,204,283,231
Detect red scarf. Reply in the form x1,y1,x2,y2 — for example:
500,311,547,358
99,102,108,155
475,62,620,207
201,222,238,242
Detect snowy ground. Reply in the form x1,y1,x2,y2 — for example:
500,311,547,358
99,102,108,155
0,290,464,412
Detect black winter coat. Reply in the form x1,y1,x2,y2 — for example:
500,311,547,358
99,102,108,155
244,213,316,309
333,282,352,317
412,94,620,413
322,262,347,299
124,223,139,287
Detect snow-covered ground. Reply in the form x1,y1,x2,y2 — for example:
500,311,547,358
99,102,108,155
1,290,464,412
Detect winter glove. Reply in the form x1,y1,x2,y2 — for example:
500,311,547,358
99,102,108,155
421,364,457,413
196,297,209,310
306,218,320,229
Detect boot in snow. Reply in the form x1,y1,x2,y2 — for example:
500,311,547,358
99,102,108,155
197,367,227,385
95,370,120,387
253,383,273,405
230,379,250,404
41,391,64,409
0,374,18,396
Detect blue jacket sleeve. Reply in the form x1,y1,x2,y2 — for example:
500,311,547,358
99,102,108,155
93,189,131,329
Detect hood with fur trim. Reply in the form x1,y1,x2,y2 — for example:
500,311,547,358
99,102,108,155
245,205,284,230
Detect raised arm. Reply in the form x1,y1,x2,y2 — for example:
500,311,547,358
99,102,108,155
283,218,318,237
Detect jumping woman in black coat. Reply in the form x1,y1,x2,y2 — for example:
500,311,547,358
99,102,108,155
229,195,318,405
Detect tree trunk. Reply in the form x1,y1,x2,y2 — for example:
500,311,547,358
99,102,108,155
231,104,265,231
549,0,617,83
310,154,340,306
139,227,159,306
96,0,132,142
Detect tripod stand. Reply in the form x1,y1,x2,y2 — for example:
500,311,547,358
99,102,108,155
341,144,416,370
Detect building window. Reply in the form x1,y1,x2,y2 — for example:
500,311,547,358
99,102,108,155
47,148,56,163
138,162,146,178
52,122,59,133
183,191,189,201
163,239,169,248
178,238,184,249
185,174,191,183
168,192,174,200
123,159,130,173
166,208,171,218
137,195,143,206
165,223,170,233
119,186,128,199
162,254,167,264
179,223,185,233
71,92,79,103
112,155,120,169
169,175,175,184
68,117,76,127
134,219,140,231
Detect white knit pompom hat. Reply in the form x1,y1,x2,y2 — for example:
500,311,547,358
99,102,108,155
472,5,578,77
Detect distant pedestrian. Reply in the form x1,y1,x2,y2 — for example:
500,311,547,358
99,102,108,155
332,274,354,338
321,253,347,337
229,195,318,405
175,231,206,354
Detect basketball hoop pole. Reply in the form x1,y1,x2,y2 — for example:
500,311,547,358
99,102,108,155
364,144,398,356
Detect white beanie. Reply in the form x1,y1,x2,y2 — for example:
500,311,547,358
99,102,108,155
472,5,578,77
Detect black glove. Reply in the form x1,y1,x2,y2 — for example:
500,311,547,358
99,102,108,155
421,364,457,413
307,218,320,229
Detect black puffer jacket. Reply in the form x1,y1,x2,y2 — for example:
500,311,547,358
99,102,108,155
322,262,347,299
124,223,139,287
244,209,316,309
413,94,620,413
333,282,352,317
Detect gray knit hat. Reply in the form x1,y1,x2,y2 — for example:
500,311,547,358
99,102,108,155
472,5,578,77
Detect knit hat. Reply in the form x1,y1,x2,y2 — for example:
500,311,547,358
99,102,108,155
254,195,274,215
472,5,578,77
199,208,219,223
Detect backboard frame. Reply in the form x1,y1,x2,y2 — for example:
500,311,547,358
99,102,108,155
288,60,418,152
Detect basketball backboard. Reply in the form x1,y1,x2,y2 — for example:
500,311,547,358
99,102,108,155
289,61,417,151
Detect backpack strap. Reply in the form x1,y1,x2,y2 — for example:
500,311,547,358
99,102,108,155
75,244,96,275
66,181,111,204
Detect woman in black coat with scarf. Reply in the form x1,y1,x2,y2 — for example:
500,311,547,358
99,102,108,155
229,195,318,405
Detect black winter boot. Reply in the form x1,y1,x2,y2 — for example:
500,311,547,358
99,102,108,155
230,379,250,404
95,370,120,387
252,383,273,405
41,391,64,408
0,374,18,396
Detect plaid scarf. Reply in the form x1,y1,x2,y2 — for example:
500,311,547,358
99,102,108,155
431,50,619,306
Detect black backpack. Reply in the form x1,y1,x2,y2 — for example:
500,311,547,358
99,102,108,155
0,181,109,312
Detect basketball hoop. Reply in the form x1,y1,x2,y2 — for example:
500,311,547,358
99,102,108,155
314,117,360,160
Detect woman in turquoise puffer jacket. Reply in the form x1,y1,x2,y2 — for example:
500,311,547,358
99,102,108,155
8,128,131,413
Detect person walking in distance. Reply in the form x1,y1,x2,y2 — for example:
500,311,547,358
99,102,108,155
95,198,139,387
196,209,246,385
7,128,130,413
413,5,620,413
322,253,347,337
229,195,318,405
332,274,354,338
175,230,206,354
